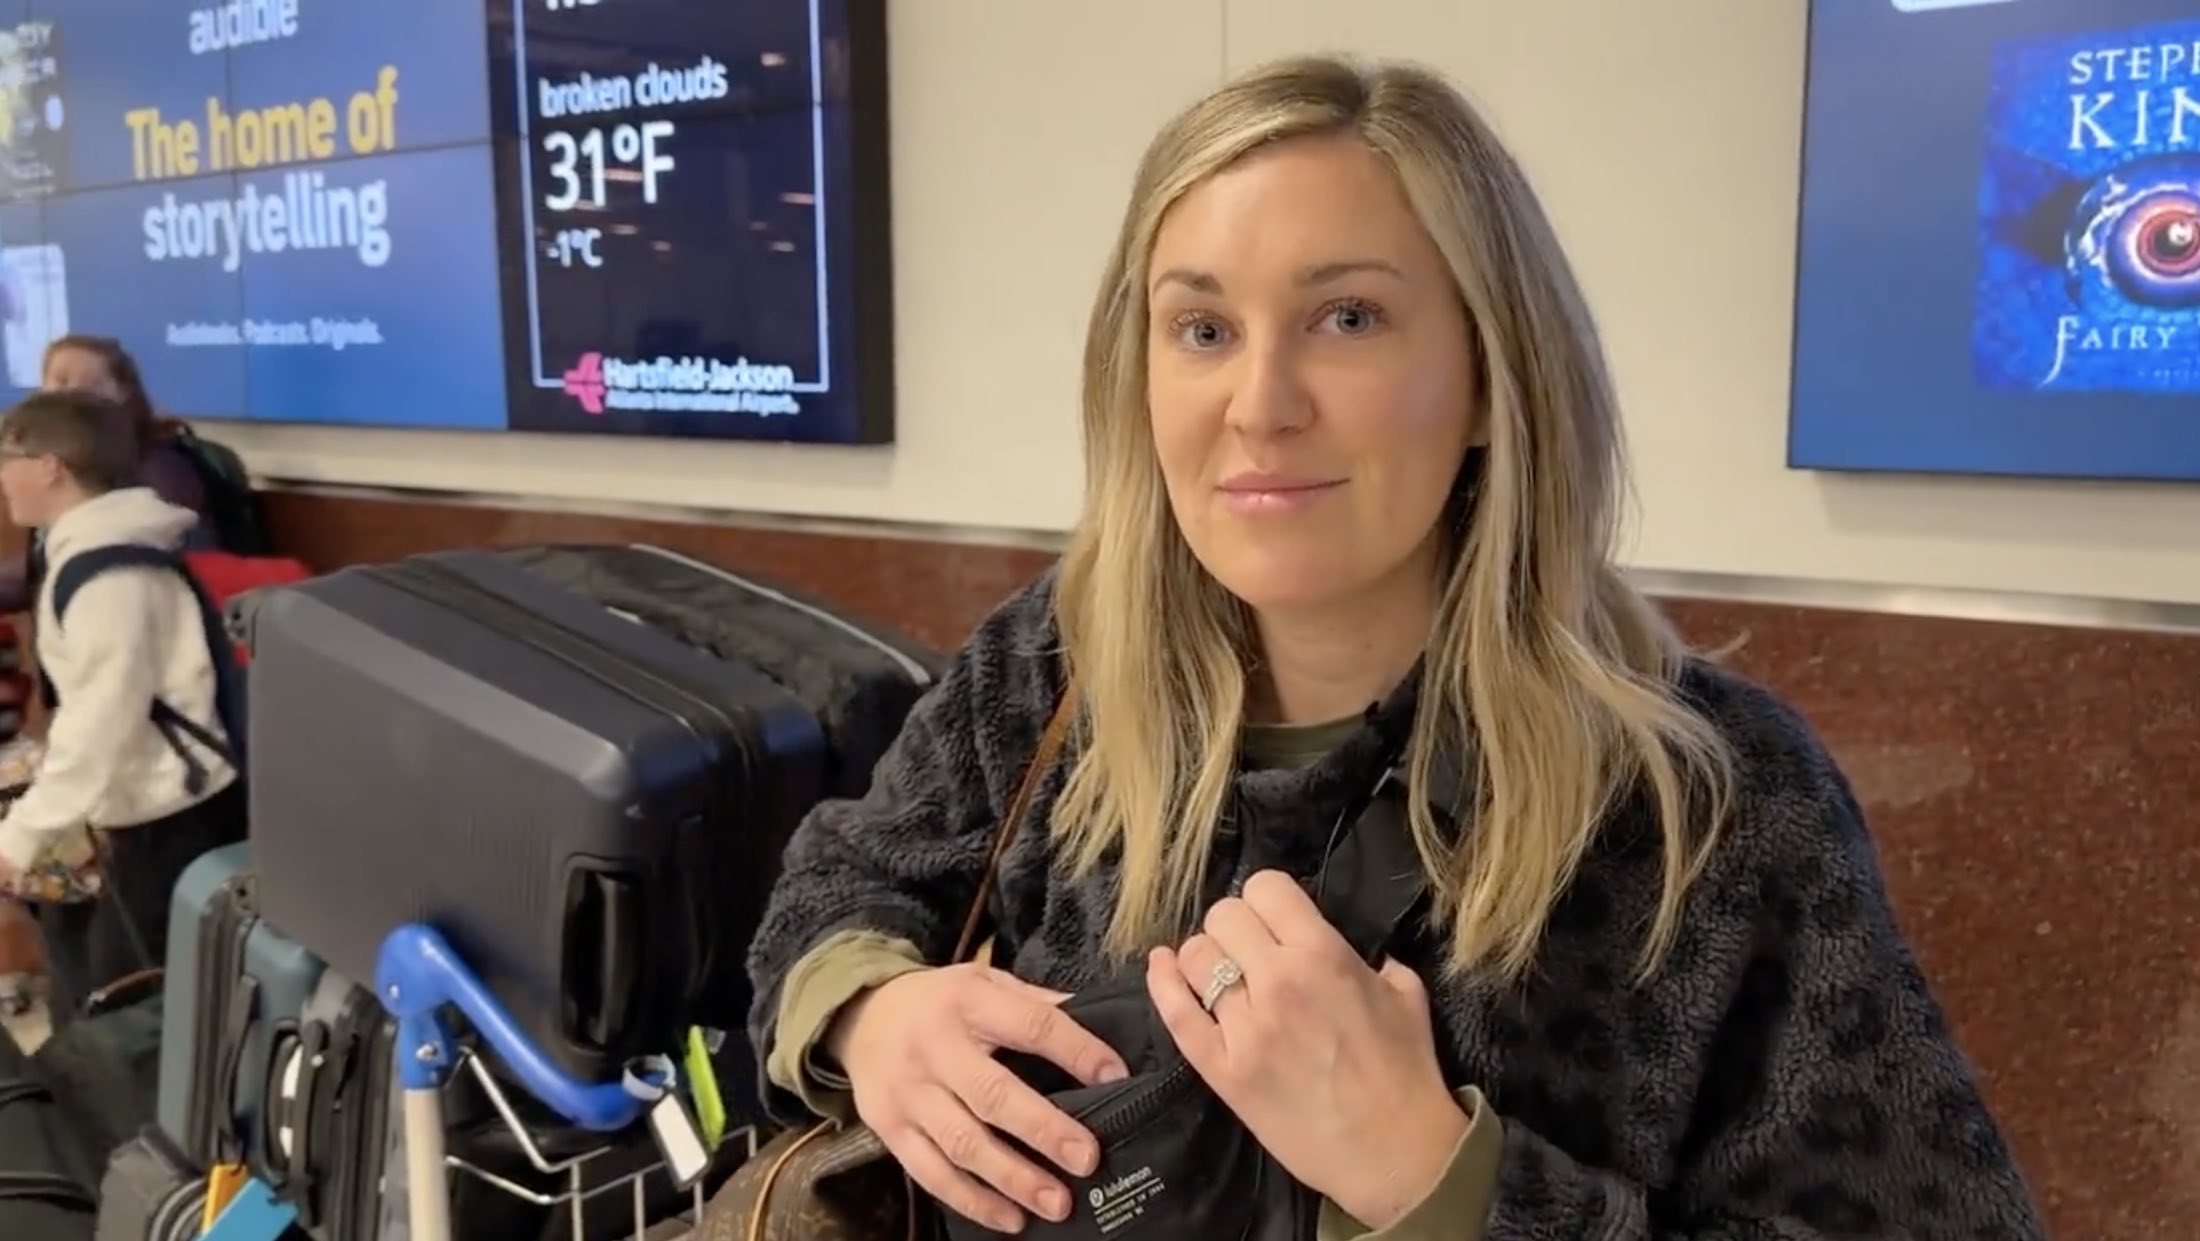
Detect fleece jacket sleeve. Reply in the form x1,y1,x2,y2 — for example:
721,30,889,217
744,575,1063,1126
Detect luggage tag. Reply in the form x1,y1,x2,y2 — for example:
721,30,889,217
199,1176,300,1241
628,1054,711,1192
201,1162,250,1231
648,1091,712,1192
682,1026,728,1150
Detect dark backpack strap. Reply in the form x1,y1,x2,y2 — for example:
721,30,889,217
1316,746,1473,966
50,545,178,629
1317,770,1430,965
29,532,53,714
49,545,244,780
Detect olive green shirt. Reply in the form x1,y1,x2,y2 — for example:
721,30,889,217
766,716,1503,1240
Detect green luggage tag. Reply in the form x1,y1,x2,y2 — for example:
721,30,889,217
684,1026,727,1150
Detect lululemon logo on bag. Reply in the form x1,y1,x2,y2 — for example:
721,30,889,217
1086,1166,1165,1236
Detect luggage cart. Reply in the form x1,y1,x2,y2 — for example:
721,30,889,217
376,922,738,1241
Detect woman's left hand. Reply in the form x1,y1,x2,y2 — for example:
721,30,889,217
1147,869,1469,1231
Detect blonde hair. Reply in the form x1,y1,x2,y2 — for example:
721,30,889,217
1051,56,1735,982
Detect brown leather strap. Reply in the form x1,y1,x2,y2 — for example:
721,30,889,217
745,1123,834,1241
950,692,1075,964
85,967,163,1018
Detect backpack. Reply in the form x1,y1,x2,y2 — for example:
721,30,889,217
177,550,311,666
44,545,247,796
165,424,271,557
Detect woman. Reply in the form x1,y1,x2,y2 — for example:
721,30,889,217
0,335,210,614
747,57,2044,1239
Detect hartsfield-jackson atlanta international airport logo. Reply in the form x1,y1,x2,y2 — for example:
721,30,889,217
561,350,802,417
561,351,608,413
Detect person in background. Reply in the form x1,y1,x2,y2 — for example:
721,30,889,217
0,390,241,1015
0,335,212,615
745,57,2044,1240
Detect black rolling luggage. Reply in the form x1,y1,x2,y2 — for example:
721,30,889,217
0,1023,100,1240
32,992,164,1185
247,550,830,1087
496,543,945,798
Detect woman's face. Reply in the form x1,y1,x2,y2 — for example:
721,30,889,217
42,347,124,405
1145,133,1478,618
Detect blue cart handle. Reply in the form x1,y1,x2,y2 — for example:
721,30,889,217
374,923,667,1132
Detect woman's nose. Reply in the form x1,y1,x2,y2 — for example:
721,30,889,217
1220,334,1313,437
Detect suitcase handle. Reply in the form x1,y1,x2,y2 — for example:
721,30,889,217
563,868,644,1051
375,922,667,1132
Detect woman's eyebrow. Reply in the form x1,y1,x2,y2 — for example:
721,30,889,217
1150,258,1406,296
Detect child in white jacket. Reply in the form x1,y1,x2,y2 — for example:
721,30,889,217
0,390,243,1015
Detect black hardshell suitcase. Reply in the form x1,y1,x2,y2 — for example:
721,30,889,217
496,543,945,799
247,550,828,1085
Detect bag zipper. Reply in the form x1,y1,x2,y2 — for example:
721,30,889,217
631,544,936,686
1074,1058,1197,1142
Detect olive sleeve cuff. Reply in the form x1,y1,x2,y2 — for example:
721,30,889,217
765,929,930,1122
1317,1087,1504,1241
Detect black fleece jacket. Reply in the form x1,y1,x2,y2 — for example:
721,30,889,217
746,572,2046,1239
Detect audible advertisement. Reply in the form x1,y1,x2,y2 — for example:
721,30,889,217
0,0,893,444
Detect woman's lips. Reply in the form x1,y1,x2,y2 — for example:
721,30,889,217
1215,478,1345,515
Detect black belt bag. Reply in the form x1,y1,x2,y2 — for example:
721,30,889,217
944,765,1434,1241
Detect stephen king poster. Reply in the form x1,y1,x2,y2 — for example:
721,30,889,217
1975,19,2200,391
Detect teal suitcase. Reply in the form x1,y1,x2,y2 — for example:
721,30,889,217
156,843,325,1174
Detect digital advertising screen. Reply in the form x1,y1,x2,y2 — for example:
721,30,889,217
0,0,893,445
1791,0,2200,481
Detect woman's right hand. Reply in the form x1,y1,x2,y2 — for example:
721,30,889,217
823,962,1128,1232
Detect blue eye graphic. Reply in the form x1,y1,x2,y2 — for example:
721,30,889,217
2067,157,2200,308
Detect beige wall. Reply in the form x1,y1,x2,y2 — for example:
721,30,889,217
214,0,2200,606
